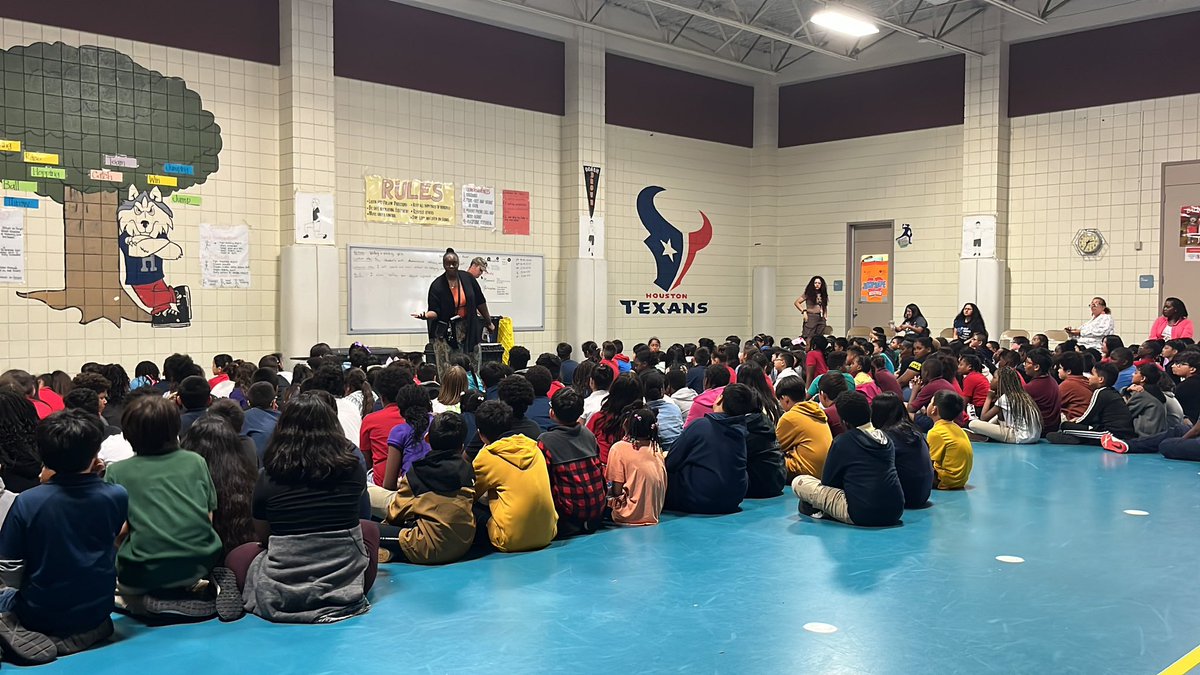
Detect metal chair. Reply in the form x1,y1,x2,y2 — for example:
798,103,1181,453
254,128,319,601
846,326,873,339
939,328,956,340
1000,329,1030,348
1043,329,1070,346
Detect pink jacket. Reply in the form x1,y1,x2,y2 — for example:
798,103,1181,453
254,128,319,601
684,386,724,427
1150,316,1194,341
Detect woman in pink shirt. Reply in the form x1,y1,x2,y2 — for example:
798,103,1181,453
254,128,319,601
1149,297,1194,341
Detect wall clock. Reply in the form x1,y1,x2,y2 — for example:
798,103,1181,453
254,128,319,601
1072,228,1106,257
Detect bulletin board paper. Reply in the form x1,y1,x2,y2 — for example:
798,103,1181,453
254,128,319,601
200,223,251,288
502,190,530,235
0,209,25,284
461,185,496,229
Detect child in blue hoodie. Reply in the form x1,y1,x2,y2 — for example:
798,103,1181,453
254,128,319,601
664,383,755,514
792,391,904,527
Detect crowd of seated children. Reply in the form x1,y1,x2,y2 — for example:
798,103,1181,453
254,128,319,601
0,326,1198,660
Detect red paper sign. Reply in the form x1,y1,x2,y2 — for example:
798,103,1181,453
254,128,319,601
503,190,530,236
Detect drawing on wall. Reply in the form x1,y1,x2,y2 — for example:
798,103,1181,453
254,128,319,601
0,42,222,326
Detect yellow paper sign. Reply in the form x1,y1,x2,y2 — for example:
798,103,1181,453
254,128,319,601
147,174,178,187
0,140,20,153
23,151,59,165
364,176,455,225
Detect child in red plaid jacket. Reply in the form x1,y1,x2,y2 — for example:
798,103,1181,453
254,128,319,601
538,388,607,538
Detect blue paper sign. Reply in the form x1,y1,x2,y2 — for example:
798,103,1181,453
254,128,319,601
1139,275,1155,289
3,197,38,209
833,280,844,292
163,163,195,176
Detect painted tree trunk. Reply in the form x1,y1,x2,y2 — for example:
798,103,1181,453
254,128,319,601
19,187,150,325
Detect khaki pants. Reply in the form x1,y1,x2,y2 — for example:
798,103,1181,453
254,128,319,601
792,475,853,525
968,419,1018,443
367,485,397,521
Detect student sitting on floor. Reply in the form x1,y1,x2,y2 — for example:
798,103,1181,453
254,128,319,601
1159,417,1200,461
958,354,989,415
1056,351,1095,421
872,354,903,398
242,382,280,464
664,384,755,515
606,407,668,526
871,393,932,509
587,373,645,465
498,375,543,441
176,375,212,438
806,352,857,399
1125,364,1171,439
104,395,230,619
1170,352,1200,424
926,390,973,490
181,417,257,557
369,385,433,516
524,366,555,432
0,410,127,665
1111,348,1137,391
1048,363,1136,446
360,364,410,486
666,366,698,417
818,372,850,437
775,375,833,481
640,370,684,452
537,388,606,538
582,363,614,423
684,364,732,427
1023,348,1062,435
908,356,958,432
378,412,476,565
472,401,558,552
791,391,904,527
743,385,787,499
968,368,1042,444
230,392,377,623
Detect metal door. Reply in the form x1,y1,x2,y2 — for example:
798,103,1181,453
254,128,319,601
846,221,895,332
1162,162,1200,318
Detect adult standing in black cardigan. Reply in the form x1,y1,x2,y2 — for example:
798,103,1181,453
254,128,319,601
412,248,494,374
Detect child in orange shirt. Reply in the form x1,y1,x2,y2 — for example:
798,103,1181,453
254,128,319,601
606,408,667,526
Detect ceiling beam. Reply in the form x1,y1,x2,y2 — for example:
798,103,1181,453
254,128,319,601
476,0,777,74
860,10,983,57
642,0,856,62
976,0,1047,24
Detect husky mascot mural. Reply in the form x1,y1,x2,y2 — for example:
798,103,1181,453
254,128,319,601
117,185,192,327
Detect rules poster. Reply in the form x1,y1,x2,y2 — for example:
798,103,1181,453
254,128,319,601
364,176,455,225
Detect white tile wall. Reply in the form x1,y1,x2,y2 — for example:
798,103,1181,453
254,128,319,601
1008,94,1200,335
773,127,965,339
606,126,754,346
0,19,280,375
334,78,563,355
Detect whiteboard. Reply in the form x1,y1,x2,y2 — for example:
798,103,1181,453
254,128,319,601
347,245,545,334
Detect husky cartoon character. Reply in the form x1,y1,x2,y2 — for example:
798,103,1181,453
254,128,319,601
117,185,192,327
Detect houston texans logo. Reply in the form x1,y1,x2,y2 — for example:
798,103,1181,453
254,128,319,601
637,186,713,292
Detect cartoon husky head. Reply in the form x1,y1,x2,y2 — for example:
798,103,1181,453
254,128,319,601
117,185,175,237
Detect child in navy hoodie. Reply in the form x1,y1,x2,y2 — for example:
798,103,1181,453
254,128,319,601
664,384,755,514
0,410,128,664
792,391,904,527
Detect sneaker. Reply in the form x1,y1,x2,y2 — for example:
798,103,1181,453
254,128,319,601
966,404,979,421
144,586,216,618
0,612,57,664
51,617,113,657
1101,432,1129,454
797,500,817,517
210,567,245,622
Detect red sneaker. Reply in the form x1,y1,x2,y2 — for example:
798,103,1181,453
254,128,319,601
1101,432,1129,454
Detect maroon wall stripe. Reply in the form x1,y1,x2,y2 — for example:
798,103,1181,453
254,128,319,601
1009,11,1200,117
606,54,754,148
778,56,964,147
0,1,279,65
334,0,564,116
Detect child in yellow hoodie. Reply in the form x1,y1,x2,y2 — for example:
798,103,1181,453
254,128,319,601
774,376,833,480
925,390,973,489
472,400,557,552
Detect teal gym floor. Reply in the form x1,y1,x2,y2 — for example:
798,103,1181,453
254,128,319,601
18,443,1200,674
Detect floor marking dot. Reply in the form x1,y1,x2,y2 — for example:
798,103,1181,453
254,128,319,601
1123,509,1149,516
803,622,838,634
996,555,1025,564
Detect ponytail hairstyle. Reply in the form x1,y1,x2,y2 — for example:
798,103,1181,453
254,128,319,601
993,368,1042,433
344,367,376,417
623,407,659,445
213,354,234,376
395,384,432,441
597,373,644,442
809,334,831,357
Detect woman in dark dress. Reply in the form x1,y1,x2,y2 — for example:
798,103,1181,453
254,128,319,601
412,248,494,375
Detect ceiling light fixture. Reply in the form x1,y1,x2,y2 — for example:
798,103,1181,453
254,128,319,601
811,6,880,37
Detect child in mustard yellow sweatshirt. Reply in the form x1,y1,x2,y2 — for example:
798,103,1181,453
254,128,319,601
925,390,973,489
471,400,557,552
774,376,833,480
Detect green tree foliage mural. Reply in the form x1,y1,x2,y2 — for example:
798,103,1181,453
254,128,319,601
0,41,221,325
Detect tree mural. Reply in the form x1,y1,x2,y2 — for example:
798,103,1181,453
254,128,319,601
0,42,221,326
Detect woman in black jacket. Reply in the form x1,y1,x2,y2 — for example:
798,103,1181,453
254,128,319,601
412,248,494,373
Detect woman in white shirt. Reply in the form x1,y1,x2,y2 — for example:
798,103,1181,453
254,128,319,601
1065,297,1115,351
968,368,1042,443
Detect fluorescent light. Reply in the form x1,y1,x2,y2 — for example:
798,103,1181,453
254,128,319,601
812,7,879,37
